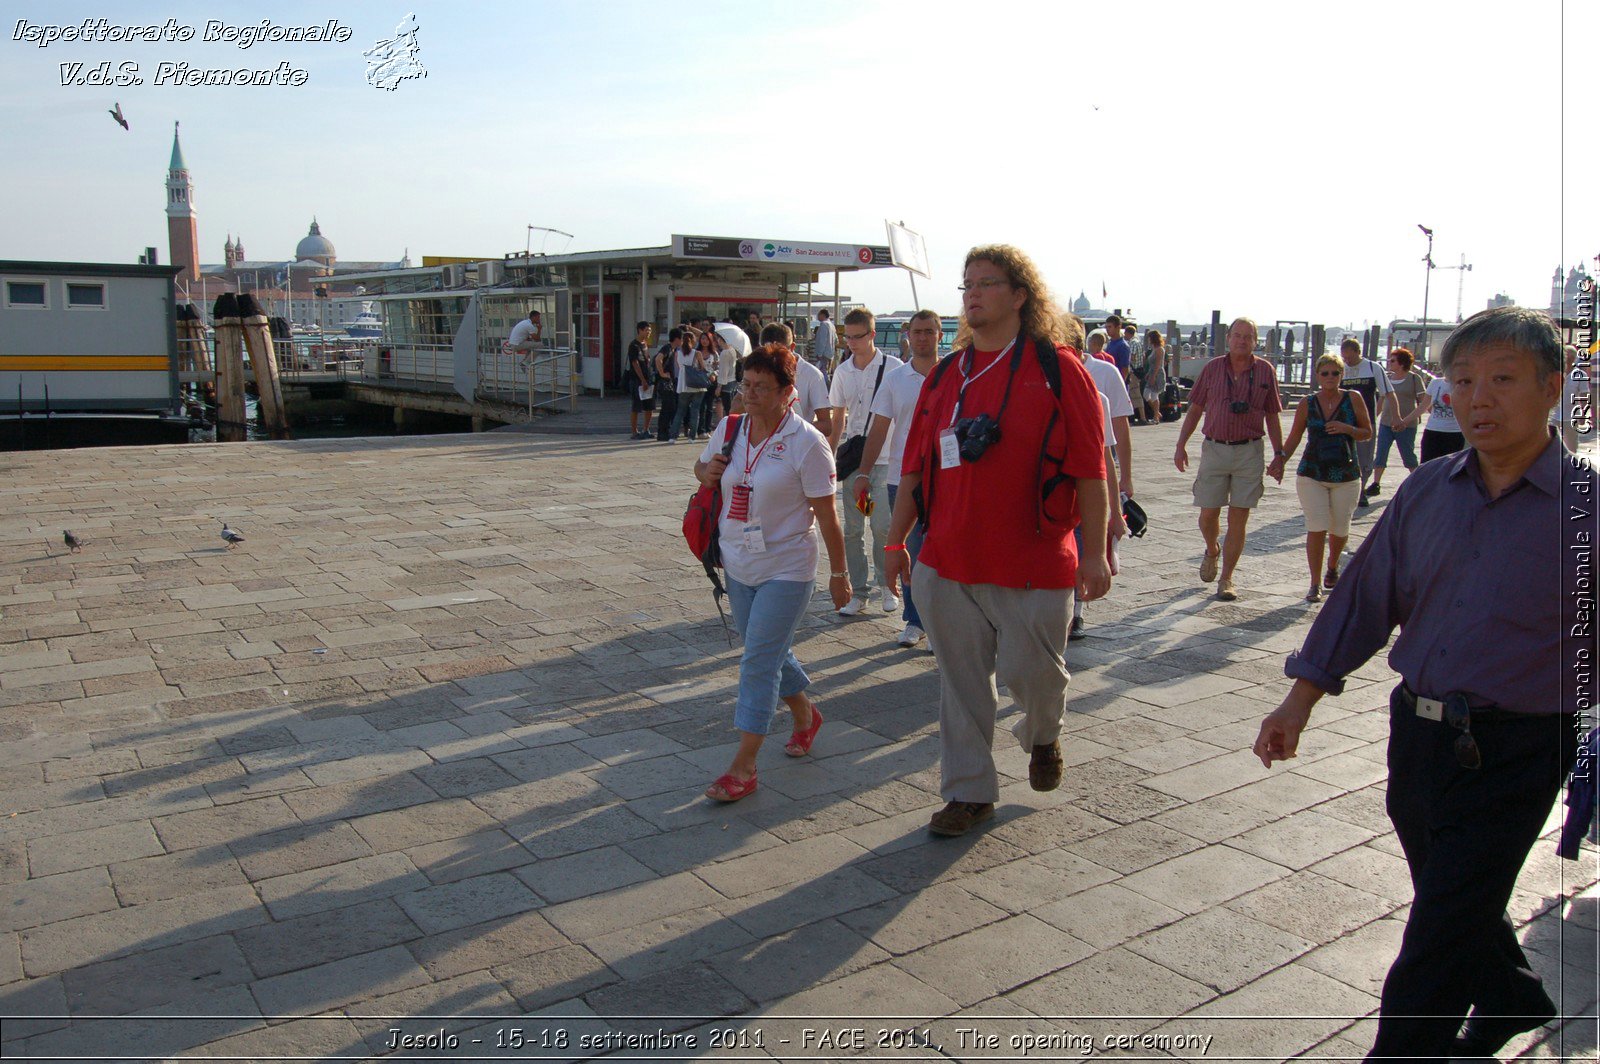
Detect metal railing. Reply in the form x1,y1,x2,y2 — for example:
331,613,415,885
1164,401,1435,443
479,344,579,416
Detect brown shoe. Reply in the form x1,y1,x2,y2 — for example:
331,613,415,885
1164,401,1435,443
929,801,995,837
1029,741,1063,791
1199,551,1220,583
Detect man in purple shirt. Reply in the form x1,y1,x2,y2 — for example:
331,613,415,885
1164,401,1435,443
1253,306,1597,1062
1173,317,1286,600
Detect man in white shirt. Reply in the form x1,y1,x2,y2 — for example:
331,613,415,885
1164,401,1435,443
759,322,836,439
828,308,902,616
506,310,543,356
811,309,838,373
852,308,941,646
1074,329,1136,640
1338,337,1398,506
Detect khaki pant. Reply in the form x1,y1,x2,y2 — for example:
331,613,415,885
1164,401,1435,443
913,563,1073,804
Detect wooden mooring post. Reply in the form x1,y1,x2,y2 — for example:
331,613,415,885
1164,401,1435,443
212,293,248,443
238,293,289,440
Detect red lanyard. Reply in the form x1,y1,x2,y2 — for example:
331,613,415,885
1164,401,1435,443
742,412,789,485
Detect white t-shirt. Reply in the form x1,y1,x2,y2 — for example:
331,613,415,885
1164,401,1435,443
1339,358,1394,418
791,357,832,425
717,346,739,387
1424,376,1458,433
700,413,837,585
828,349,903,464
1099,391,1115,448
507,318,541,351
1082,355,1136,422
868,358,934,487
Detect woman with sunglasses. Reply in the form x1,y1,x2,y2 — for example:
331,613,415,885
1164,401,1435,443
693,343,851,802
1279,353,1373,601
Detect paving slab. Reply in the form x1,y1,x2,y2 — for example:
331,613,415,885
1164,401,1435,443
0,425,1592,1061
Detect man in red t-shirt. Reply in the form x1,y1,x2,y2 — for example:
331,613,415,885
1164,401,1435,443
884,245,1110,837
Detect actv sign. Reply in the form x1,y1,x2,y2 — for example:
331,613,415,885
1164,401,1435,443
674,235,892,269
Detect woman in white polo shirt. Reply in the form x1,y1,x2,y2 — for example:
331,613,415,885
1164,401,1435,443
694,344,851,802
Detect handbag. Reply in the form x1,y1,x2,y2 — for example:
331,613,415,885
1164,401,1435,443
682,351,714,390
834,359,887,481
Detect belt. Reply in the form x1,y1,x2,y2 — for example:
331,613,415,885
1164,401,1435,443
1204,436,1261,446
1396,683,1553,724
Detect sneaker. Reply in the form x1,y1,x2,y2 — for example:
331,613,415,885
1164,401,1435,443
897,623,925,648
929,801,995,837
1367,483,1382,496
881,589,900,614
1358,491,1370,508
1068,616,1087,641
837,597,868,617
1199,551,1220,583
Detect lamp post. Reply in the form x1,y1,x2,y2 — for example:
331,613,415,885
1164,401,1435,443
1417,224,1435,364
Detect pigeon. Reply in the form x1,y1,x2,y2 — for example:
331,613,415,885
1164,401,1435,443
220,523,245,548
63,530,83,553
109,103,128,131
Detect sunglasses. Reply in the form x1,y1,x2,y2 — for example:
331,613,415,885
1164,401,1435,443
1443,694,1481,770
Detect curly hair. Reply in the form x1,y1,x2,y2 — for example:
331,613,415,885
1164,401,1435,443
963,244,1067,346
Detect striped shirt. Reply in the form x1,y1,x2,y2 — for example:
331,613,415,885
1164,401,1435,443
1191,356,1283,442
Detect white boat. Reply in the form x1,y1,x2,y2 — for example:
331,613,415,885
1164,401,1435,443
345,302,382,339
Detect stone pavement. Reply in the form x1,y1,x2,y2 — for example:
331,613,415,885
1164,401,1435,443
0,419,1594,1063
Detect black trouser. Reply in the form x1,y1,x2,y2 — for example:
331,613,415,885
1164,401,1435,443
1419,429,1464,463
1367,687,1577,1062
656,389,677,441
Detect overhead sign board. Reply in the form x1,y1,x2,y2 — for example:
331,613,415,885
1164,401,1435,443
672,235,893,268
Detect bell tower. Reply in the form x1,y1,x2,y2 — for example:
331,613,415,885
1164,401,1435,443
165,122,200,291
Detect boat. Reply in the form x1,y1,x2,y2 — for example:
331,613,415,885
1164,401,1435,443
345,302,382,339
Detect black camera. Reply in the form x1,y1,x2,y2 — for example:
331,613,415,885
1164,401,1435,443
953,414,1002,462
1229,400,1250,414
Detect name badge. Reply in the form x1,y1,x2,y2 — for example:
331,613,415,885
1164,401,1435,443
742,524,767,553
939,427,961,469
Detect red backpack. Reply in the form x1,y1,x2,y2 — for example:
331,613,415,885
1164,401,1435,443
682,414,744,565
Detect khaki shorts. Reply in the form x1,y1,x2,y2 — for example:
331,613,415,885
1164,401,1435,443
1296,476,1360,536
1192,437,1266,509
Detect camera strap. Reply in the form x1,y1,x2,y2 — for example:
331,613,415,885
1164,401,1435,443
952,335,1023,426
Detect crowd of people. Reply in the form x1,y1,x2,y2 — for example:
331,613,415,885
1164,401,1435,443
663,244,1594,1062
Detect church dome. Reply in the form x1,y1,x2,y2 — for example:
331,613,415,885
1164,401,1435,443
1073,291,1090,314
295,218,336,264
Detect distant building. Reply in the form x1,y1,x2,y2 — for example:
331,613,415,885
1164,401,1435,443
1488,292,1516,310
1551,265,1592,317
161,125,409,329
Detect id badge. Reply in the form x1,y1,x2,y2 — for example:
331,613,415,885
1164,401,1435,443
939,427,961,469
742,524,767,553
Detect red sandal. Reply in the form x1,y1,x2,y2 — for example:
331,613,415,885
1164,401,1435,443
785,704,823,757
705,772,758,803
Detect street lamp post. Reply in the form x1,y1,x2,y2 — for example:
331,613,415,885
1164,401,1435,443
1417,224,1435,364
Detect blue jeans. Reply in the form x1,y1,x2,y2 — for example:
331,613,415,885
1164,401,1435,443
725,576,812,735
886,483,923,627
674,391,703,439
1375,423,1418,471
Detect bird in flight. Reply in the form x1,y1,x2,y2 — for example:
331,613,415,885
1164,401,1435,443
63,530,83,553
221,523,245,548
109,103,128,130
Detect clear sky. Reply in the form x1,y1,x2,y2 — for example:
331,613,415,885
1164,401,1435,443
1,0,1593,328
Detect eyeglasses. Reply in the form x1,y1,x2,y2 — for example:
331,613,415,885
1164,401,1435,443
1443,694,1481,770
844,331,872,341
957,278,1011,293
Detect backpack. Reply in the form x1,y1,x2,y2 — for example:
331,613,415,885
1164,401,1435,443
682,416,746,626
